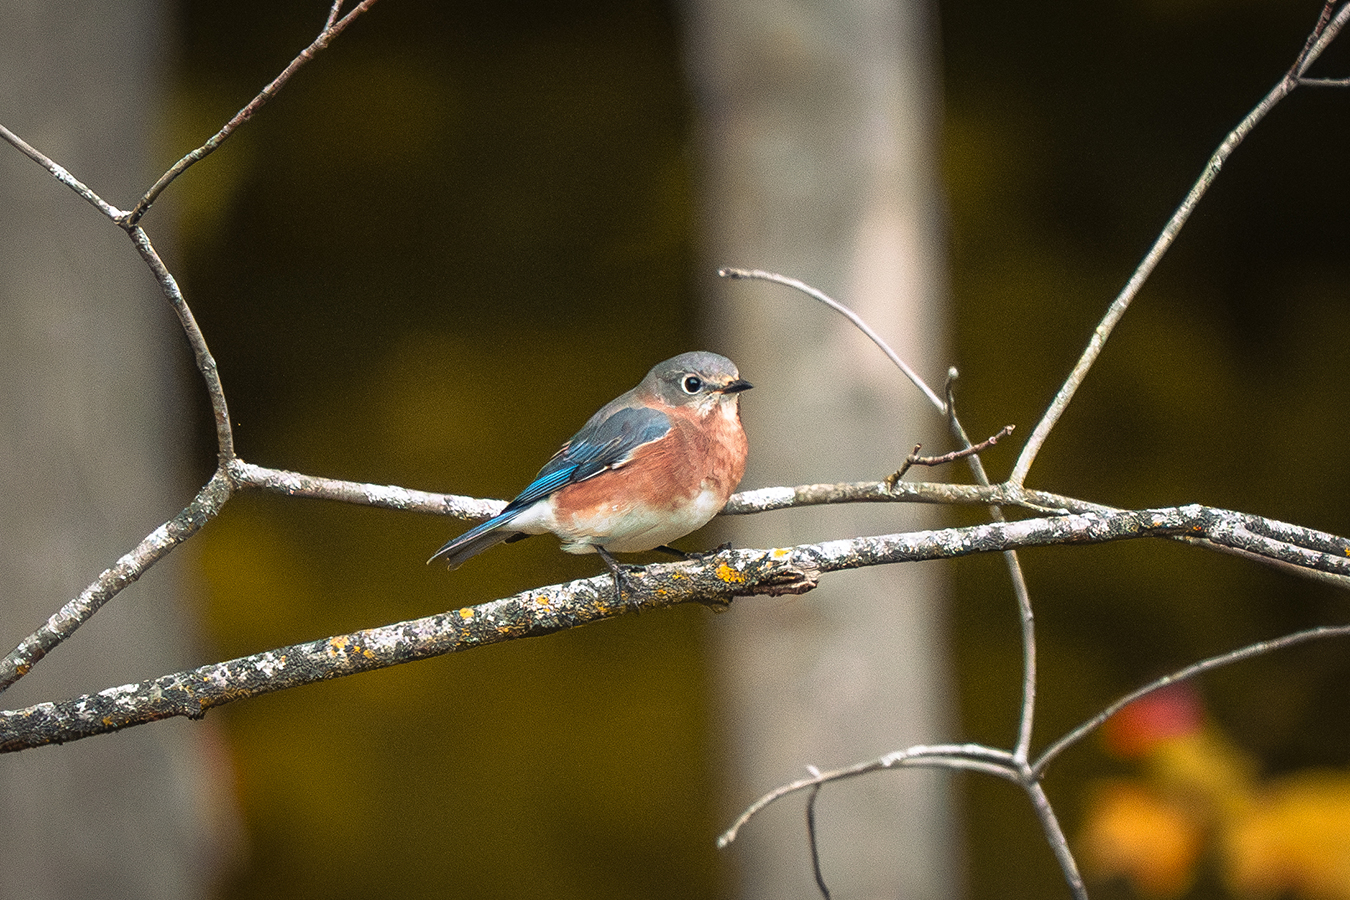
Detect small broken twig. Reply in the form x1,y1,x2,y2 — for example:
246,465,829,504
887,425,1015,486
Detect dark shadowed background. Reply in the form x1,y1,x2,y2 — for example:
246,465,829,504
3,1,1344,898
174,2,1350,898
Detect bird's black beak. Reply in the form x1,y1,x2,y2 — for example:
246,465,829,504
723,379,753,394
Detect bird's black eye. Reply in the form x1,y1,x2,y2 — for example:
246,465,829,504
681,375,703,394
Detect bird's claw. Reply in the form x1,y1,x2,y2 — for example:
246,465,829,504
654,542,732,562
596,547,643,612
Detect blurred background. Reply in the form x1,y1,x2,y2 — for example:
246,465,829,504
1,0,1349,898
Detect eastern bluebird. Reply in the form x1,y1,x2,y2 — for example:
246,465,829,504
429,351,752,603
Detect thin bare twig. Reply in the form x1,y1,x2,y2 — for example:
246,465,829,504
1290,1,1338,77
887,424,1015,484
0,0,382,693
718,743,1021,848
0,124,125,219
324,0,347,30
1033,622,1350,777
129,228,235,459
122,0,382,225
714,272,1052,774
1009,549,1038,763
237,463,1035,519
724,479,1049,514
229,460,504,520
1025,779,1087,900
1008,2,1350,487
938,376,1040,764
718,267,948,413
0,469,234,694
804,769,832,900
1292,1,1349,79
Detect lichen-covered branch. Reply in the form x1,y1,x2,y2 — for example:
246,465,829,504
3,503,1348,751
0,545,812,752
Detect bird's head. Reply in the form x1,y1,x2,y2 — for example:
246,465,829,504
643,351,752,416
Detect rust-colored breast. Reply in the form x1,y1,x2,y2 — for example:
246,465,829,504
550,399,747,542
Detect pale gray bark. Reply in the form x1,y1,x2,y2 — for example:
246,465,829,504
0,4,238,896
682,0,961,896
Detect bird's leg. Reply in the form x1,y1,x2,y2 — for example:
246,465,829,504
594,546,639,611
654,542,732,561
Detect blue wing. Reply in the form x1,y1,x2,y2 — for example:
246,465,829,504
428,404,671,567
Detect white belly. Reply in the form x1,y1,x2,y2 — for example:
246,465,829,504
510,485,726,555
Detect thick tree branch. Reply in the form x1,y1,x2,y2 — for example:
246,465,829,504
0,546,812,752
3,503,1348,750
6,454,1347,702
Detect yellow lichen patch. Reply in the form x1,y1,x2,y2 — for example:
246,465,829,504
771,547,792,558
716,563,745,584
458,607,474,620
329,635,372,659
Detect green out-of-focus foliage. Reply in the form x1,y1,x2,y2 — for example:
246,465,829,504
169,0,1350,897
171,2,724,898
941,1,1350,897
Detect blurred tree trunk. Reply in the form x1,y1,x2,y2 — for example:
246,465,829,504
0,4,237,897
683,1,960,897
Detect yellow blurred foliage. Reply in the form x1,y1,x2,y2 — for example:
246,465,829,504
1081,780,1207,899
1223,774,1350,900
1082,687,1350,900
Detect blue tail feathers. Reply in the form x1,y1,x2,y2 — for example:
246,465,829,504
427,508,524,568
